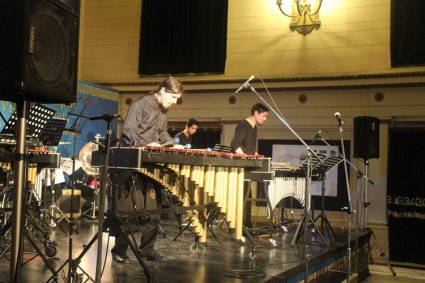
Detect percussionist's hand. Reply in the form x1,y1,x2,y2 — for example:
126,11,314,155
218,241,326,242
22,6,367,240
173,144,185,150
147,142,161,147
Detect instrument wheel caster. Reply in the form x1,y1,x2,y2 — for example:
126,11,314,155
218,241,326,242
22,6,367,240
249,250,256,259
45,244,57,257
190,243,198,253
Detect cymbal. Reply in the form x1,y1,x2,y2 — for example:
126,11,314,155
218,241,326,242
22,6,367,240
79,141,99,175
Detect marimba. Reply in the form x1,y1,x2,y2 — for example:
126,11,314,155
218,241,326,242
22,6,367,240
92,146,267,243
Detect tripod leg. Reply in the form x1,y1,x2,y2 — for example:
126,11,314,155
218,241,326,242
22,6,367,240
46,212,68,236
173,220,194,241
368,229,396,276
307,215,328,247
23,231,57,276
291,215,306,246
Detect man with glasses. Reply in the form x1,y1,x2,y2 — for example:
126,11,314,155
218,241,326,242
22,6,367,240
111,76,184,263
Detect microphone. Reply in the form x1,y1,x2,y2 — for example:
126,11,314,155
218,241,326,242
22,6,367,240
89,113,120,121
334,112,344,126
235,75,255,93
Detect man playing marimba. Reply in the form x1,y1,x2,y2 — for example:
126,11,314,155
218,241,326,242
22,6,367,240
111,76,184,263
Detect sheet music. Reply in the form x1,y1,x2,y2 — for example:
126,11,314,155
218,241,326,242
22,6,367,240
60,157,82,175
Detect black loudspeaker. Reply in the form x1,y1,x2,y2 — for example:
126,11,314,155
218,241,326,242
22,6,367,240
353,116,380,159
0,0,80,103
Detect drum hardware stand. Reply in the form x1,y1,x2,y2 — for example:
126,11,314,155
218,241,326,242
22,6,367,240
238,76,325,281
80,188,98,219
41,169,68,236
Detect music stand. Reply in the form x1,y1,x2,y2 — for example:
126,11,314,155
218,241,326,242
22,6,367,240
290,153,328,247
313,156,343,241
39,117,67,146
1,103,55,138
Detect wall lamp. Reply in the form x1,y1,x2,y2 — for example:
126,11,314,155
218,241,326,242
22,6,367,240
276,0,323,35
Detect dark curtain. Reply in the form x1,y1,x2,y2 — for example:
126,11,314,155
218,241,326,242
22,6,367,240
387,128,425,264
139,0,228,75
391,0,425,67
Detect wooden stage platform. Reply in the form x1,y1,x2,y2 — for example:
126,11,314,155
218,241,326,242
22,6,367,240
0,216,371,282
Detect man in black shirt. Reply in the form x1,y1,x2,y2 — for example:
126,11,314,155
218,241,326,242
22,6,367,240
111,76,184,263
231,103,269,155
231,103,269,227
174,118,199,147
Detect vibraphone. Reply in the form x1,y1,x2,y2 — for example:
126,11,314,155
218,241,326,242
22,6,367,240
92,146,267,243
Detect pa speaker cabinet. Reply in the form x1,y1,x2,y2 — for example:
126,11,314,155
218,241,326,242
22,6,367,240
58,189,81,218
0,0,80,103
353,116,380,159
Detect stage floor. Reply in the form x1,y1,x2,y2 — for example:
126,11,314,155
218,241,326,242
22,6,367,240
0,216,371,283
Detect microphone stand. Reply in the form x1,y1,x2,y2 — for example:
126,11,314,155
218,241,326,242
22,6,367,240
47,98,94,283
336,119,354,283
244,82,325,283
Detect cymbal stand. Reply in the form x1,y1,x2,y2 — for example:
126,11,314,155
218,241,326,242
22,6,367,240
48,98,93,283
242,78,324,282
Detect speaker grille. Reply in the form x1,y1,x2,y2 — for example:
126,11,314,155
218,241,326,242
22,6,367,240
30,13,68,86
0,0,79,103
25,0,78,101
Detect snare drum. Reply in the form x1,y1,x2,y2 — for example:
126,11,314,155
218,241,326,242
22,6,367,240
83,175,99,190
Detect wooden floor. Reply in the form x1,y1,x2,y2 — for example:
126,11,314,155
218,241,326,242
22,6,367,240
0,211,382,283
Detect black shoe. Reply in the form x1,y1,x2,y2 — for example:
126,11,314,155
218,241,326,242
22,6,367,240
112,252,130,264
141,250,167,262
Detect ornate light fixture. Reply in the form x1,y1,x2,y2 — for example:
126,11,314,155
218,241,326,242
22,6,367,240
276,0,323,35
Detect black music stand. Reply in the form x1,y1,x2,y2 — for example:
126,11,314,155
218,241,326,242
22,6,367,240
313,156,343,241
1,103,55,139
39,117,67,147
290,153,328,247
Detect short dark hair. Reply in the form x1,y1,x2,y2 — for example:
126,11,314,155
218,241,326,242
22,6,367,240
251,103,269,115
187,118,199,127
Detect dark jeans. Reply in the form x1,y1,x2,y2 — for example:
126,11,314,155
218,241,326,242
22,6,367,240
111,172,161,257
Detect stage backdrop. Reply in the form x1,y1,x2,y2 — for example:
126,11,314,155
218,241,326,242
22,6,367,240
0,81,119,159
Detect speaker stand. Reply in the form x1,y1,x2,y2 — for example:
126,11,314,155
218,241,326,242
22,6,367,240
9,100,30,282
